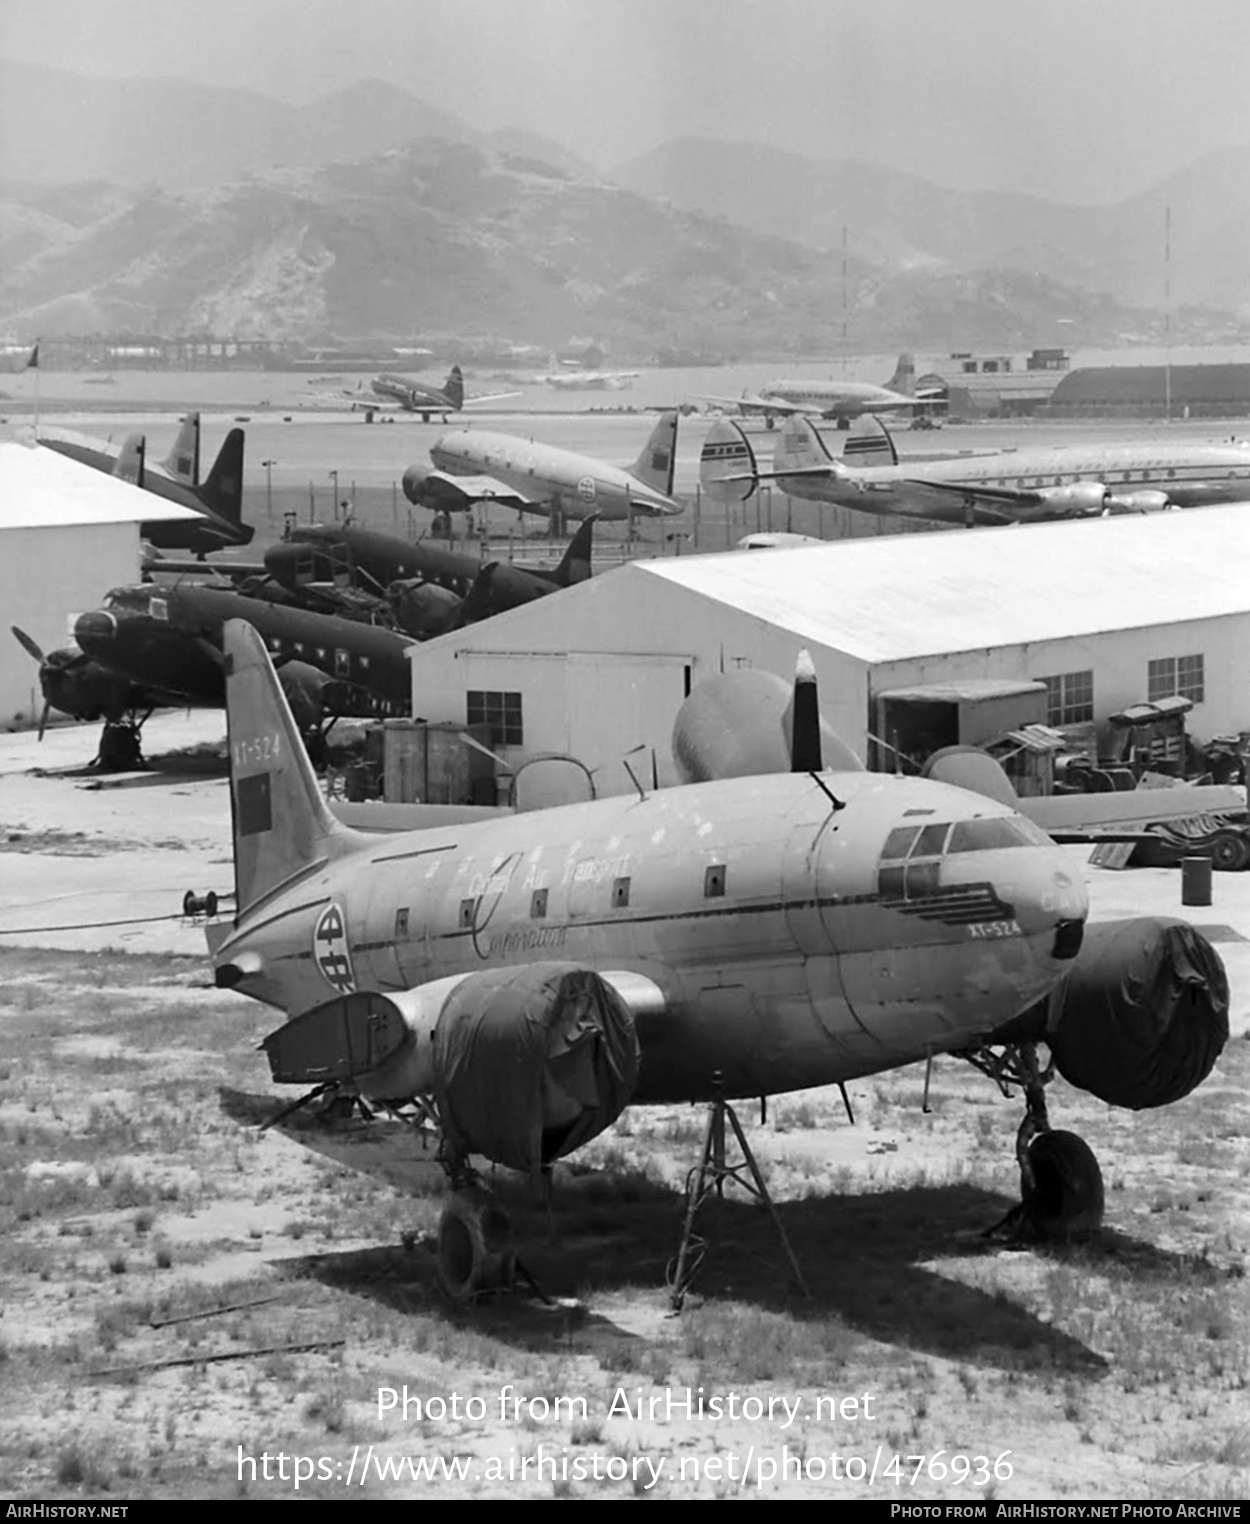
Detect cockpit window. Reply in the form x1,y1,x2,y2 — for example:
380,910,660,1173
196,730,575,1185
914,822,950,856
881,825,921,860
947,817,1049,853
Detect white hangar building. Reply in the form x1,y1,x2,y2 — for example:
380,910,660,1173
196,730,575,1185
406,506,1250,801
0,442,201,726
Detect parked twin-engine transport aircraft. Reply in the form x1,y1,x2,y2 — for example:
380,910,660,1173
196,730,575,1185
342,365,522,423
40,417,253,553
701,354,945,430
405,412,683,524
202,623,1227,1299
702,413,1250,526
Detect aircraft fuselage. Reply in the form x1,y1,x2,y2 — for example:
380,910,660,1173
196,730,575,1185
429,428,680,521
215,770,1086,1102
783,438,1250,522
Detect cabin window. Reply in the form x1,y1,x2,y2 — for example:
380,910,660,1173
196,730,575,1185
704,864,726,898
531,888,548,919
334,649,351,677
468,690,523,747
1148,654,1204,704
394,907,409,939
612,876,631,908
458,898,477,928
1041,670,1094,725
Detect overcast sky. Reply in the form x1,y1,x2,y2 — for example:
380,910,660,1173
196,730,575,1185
3,0,1248,201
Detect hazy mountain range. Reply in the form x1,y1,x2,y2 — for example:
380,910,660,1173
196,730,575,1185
0,62,1245,351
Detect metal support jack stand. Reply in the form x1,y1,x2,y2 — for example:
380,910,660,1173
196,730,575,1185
668,1073,811,1311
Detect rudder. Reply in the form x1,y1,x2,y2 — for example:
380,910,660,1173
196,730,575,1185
200,428,248,527
162,411,200,484
842,414,898,468
630,411,677,496
223,619,363,917
114,433,146,486
554,512,597,586
443,365,465,410
700,419,758,502
774,416,834,474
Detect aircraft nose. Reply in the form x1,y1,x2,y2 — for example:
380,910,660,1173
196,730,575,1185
73,609,118,653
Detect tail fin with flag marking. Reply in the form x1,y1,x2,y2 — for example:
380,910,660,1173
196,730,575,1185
162,411,200,484
222,619,365,918
629,411,677,497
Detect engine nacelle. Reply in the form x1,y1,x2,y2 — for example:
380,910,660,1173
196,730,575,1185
989,917,1228,1109
388,577,461,638
1105,488,1173,515
262,962,639,1174
401,462,472,511
1035,481,1110,516
672,669,862,783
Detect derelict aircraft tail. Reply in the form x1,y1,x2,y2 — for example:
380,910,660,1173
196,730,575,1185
199,428,246,525
162,411,201,484
629,411,678,497
442,365,465,410
223,619,365,918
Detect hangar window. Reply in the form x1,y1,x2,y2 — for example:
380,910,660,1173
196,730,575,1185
468,690,523,747
1042,670,1094,725
1148,654,1204,704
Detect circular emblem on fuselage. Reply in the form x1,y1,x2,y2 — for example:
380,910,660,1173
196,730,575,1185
577,475,597,503
313,901,355,994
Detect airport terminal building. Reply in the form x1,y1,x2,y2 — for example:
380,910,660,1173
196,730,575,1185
406,507,1250,804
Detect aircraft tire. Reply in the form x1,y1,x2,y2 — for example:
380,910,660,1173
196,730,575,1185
1021,1129,1104,1240
436,1189,516,1302
1209,830,1250,873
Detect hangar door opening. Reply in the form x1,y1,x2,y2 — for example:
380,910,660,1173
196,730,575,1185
565,652,694,800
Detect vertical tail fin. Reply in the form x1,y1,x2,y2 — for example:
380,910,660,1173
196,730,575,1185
114,433,146,487
774,416,836,475
199,428,245,521
630,411,677,496
223,619,362,917
443,365,465,410
554,512,597,586
162,411,200,484
842,414,898,468
884,353,916,395
700,419,758,502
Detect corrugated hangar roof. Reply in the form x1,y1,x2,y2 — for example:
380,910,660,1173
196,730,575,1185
641,505,1250,664
0,440,202,529
1050,364,1250,406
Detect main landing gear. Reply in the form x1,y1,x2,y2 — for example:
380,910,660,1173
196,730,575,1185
959,1040,1105,1239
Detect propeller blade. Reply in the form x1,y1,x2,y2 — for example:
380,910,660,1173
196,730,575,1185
789,648,823,772
11,625,44,663
37,699,50,742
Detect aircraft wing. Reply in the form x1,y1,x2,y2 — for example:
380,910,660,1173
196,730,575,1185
698,392,825,417
423,470,540,510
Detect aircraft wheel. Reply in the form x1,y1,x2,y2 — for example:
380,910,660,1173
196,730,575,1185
1021,1129,1104,1240
1210,830,1250,872
437,1189,516,1302
97,721,143,772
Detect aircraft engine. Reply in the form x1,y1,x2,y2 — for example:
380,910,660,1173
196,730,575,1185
401,462,472,511
1035,481,1111,516
992,917,1228,1109
1104,489,1173,514
263,962,639,1175
672,667,862,783
387,578,461,638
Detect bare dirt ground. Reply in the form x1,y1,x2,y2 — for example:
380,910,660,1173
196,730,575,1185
1,714,1248,1501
